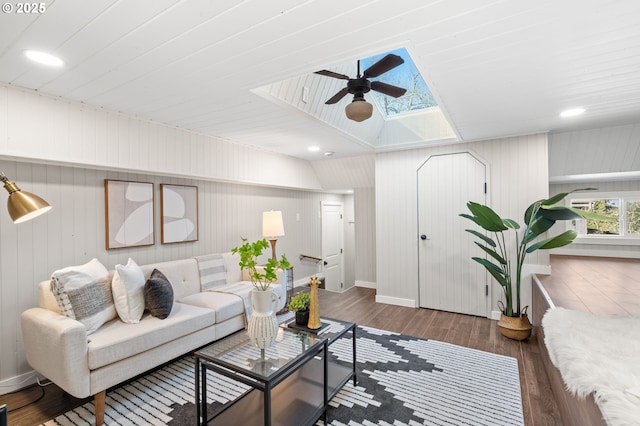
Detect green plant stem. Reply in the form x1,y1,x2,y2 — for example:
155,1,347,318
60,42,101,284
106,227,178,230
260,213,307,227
496,230,513,316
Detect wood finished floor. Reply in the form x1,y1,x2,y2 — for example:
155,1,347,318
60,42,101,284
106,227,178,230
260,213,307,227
1,285,561,426
539,255,640,316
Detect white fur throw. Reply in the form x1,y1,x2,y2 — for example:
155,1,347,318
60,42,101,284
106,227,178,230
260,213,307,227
542,307,640,426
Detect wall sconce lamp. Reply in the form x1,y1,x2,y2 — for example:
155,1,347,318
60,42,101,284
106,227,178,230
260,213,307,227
1,172,52,223
262,210,284,260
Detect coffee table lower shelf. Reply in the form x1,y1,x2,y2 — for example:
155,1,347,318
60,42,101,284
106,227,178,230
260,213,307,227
207,358,352,426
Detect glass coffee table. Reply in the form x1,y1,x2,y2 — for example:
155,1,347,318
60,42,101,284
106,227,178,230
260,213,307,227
194,317,356,426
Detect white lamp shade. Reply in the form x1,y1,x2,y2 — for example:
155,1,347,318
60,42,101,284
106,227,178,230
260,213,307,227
263,210,285,238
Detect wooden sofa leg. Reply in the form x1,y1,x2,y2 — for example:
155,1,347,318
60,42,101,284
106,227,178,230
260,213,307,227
94,390,106,426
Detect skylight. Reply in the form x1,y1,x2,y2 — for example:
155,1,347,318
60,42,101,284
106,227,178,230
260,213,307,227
360,48,436,117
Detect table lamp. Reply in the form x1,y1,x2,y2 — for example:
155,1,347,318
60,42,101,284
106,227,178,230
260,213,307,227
262,210,284,260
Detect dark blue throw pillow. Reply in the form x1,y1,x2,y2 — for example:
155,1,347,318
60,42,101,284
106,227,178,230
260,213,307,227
144,269,174,319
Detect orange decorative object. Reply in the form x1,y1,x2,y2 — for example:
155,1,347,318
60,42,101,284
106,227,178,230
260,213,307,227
307,277,321,329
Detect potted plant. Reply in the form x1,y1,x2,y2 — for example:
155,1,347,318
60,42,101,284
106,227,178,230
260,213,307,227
288,292,310,325
231,238,291,291
231,238,291,348
460,189,609,340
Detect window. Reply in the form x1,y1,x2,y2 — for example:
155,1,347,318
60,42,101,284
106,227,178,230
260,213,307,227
568,192,640,239
360,48,437,117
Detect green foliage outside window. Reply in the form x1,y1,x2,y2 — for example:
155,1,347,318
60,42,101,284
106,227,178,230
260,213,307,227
627,201,640,234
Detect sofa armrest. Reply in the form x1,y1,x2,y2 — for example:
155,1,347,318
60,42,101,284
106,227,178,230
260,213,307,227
21,308,91,398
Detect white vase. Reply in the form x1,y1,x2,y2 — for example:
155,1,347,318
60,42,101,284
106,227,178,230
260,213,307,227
247,289,278,349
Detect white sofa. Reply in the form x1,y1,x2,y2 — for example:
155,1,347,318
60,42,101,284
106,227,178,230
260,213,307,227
20,252,285,426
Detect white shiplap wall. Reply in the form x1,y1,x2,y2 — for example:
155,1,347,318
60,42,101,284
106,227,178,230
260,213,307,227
548,123,640,258
549,123,640,178
355,187,376,286
0,84,322,191
0,158,346,390
311,155,375,190
375,134,549,309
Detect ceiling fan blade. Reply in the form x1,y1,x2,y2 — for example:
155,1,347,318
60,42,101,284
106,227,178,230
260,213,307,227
314,70,351,80
371,81,407,98
325,87,350,104
363,53,405,78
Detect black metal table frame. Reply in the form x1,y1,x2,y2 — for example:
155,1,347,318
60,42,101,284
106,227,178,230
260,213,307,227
194,318,357,425
195,337,328,426
321,318,357,392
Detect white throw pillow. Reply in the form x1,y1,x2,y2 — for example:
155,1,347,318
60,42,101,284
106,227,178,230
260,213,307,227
50,258,116,335
112,258,146,323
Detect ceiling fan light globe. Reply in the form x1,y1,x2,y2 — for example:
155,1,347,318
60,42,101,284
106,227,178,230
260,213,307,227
345,100,373,122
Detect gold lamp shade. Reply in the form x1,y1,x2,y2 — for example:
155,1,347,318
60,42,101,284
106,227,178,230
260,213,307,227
1,173,52,223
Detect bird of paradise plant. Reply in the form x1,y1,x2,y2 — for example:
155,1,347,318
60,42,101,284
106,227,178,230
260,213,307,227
460,189,610,317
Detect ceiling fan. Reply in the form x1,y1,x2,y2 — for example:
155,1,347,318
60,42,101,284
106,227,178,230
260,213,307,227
315,53,407,122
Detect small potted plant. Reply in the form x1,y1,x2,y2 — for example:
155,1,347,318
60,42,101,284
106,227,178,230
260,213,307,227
288,292,310,325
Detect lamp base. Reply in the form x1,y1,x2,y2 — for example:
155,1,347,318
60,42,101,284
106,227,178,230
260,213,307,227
269,238,277,261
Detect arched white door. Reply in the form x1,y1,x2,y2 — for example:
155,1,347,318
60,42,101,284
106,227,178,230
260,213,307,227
418,152,489,317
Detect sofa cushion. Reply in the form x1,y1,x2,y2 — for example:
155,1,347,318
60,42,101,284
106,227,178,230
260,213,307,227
87,303,214,370
144,269,174,319
205,281,285,316
179,291,245,323
112,258,146,323
139,258,200,300
50,258,116,335
195,254,227,291
221,252,242,284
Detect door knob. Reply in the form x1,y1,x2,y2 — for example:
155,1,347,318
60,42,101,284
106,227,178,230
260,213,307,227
324,261,328,266
420,234,428,240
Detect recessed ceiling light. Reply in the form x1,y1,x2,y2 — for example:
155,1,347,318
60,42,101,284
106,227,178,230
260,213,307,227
308,146,320,152
560,108,585,118
25,50,64,67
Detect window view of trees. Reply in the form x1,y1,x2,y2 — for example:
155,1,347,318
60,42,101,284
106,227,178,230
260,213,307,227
627,200,640,234
570,195,640,237
571,199,620,235
360,48,437,117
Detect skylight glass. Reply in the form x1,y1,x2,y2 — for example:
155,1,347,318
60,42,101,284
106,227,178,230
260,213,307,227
360,47,436,117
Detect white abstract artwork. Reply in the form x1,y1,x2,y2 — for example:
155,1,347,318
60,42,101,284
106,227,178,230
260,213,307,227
160,184,198,244
105,180,154,249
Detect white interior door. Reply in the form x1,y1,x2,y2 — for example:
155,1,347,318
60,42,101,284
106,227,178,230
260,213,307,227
321,202,343,292
418,152,488,316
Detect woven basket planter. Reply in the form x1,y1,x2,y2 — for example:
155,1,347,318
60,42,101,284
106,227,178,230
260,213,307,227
497,306,532,341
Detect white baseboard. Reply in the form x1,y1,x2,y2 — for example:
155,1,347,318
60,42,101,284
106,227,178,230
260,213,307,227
0,370,39,395
355,280,376,289
375,295,417,308
490,310,502,321
293,277,310,288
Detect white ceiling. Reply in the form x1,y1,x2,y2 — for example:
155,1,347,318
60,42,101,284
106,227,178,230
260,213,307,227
2,0,640,161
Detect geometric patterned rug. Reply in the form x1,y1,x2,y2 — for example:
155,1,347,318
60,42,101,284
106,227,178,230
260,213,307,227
43,325,524,426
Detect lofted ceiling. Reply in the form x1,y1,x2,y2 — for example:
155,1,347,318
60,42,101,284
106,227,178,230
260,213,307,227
1,0,640,161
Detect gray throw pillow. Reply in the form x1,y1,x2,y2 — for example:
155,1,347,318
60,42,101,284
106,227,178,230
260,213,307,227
144,269,174,319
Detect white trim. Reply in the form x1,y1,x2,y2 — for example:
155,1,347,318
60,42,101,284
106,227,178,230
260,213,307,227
552,248,640,259
375,295,417,308
490,310,502,321
526,264,552,275
0,370,39,394
355,280,376,289
550,171,640,184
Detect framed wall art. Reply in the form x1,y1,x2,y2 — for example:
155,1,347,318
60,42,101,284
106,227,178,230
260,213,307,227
104,180,155,249
160,184,198,244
